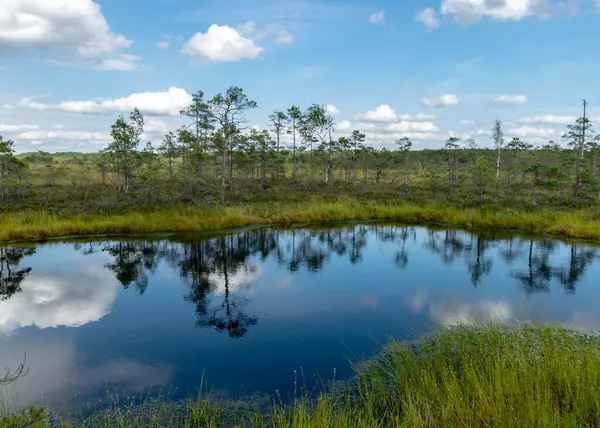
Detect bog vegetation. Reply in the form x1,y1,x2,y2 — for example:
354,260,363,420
0,89,598,215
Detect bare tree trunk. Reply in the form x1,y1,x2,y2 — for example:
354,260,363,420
221,138,228,205
496,149,500,180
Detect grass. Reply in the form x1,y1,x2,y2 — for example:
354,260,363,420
3,324,600,427
3,198,600,242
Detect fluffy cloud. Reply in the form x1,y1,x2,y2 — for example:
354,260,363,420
422,94,460,108
0,124,38,132
182,24,264,62
369,11,386,24
145,119,170,133
337,121,457,145
156,41,170,49
507,125,560,139
517,115,575,125
16,130,110,142
337,120,352,131
363,131,450,145
386,121,439,132
325,104,341,116
415,8,441,29
460,119,475,125
19,87,193,117
399,114,436,121
440,0,568,25
0,0,133,69
354,105,397,122
490,94,528,106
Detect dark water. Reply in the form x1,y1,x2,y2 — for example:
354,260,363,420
1,224,600,412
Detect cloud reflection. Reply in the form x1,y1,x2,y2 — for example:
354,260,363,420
0,265,119,336
429,299,512,327
0,336,172,410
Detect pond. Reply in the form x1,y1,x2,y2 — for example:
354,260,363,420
1,223,600,413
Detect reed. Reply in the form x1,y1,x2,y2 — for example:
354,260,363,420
2,201,600,242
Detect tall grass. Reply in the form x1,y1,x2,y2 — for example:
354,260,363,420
3,200,600,242
2,324,600,427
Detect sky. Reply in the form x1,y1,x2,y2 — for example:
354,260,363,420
0,0,599,153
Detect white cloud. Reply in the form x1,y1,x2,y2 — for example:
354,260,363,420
369,11,386,24
17,98,51,111
19,87,193,117
362,131,448,145
507,125,560,139
490,94,528,106
517,115,575,125
354,104,397,122
325,104,340,116
0,124,38,133
460,119,475,125
182,24,264,62
399,114,436,121
0,0,133,68
16,130,110,142
422,94,460,108
145,119,170,133
415,8,441,29
156,41,170,49
386,121,439,132
440,0,566,25
337,120,352,131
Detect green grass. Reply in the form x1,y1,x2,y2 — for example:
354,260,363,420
3,324,600,427
3,199,600,242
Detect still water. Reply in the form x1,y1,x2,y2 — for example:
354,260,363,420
1,223,600,411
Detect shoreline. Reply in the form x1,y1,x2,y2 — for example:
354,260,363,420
2,201,600,243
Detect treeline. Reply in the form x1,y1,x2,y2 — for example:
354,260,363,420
0,88,598,211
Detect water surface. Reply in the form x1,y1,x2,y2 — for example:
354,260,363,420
1,224,600,411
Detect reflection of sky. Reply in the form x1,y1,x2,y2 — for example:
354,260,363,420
2,227,600,412
0,247,172,411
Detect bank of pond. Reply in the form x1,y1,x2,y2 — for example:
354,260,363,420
2,223,600,426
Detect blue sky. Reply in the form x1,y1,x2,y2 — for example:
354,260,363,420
1,0,599,153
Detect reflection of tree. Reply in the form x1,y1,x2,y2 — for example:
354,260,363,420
374,225,416,268
555,245,598,294
500,237,525,265
466,236,493,287
509,240,597,295
511,240,553,295
0,246,36,300
201,237,258,338
75,225,600,339
103,242,159,295
425,230,466,264
181,236,259,338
